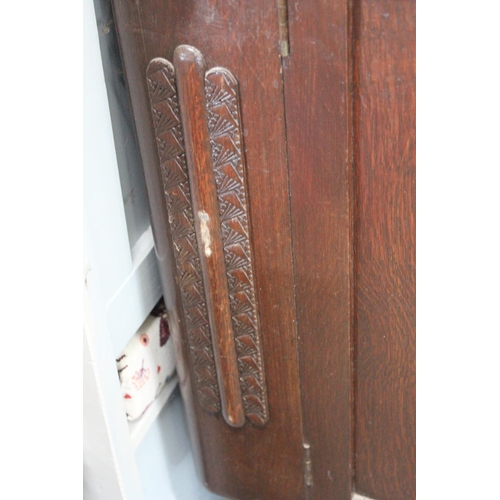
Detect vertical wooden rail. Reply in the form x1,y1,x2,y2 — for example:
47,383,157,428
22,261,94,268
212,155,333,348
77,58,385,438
174,45,245,428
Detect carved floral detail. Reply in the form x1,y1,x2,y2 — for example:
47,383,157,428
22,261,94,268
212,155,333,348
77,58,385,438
146,59,220,413
146,57,268,426
206,68,268,425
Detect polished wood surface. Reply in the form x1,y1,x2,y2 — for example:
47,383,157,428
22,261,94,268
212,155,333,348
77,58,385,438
146,57,222,415
110,0,416,497
174,45,244,428
283,1,352,499
205,66,269,427
111,1,306,498
352,1,416,498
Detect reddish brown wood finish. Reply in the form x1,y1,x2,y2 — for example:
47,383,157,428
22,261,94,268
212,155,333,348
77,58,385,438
111,1,306,498
282,1,352,498
109,0,416,497
352,1,416,499
174,45,245,428
146,57,222,415
205,66,269,427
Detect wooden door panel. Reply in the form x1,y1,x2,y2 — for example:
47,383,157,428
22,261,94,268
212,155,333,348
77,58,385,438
108,0,416,498
111,1,306,498
283,1,352,499
352,1,416,499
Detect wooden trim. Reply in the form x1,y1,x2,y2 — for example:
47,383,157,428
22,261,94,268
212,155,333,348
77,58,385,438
205,66,269,426
174,45,245,428
146,57,221,415
282,0,352,498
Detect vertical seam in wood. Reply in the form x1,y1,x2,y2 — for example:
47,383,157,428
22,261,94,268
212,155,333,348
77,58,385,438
349,0,359,493
279,38,310,500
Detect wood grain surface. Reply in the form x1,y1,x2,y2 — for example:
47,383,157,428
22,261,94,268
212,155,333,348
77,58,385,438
282,1,353,499
110,0,416,497
146,57,222,415
352,1,416,499
174,46,245,429
205,67,269,427
111,1,306,498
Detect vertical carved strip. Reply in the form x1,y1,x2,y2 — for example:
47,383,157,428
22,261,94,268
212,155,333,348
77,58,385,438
205,68,269,426
147,52,269,427
146,58,220,414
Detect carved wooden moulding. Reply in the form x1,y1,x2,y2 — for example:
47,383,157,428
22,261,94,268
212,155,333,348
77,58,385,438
146,59,221,414
146,46,268,427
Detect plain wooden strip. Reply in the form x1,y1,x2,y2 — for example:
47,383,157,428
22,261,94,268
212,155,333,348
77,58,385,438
174,45,245,428
353,0,416,498
282,1,352,498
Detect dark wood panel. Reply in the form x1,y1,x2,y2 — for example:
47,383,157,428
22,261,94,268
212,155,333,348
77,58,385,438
282,1,352,499
352,1,416,498
110,1,306,498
